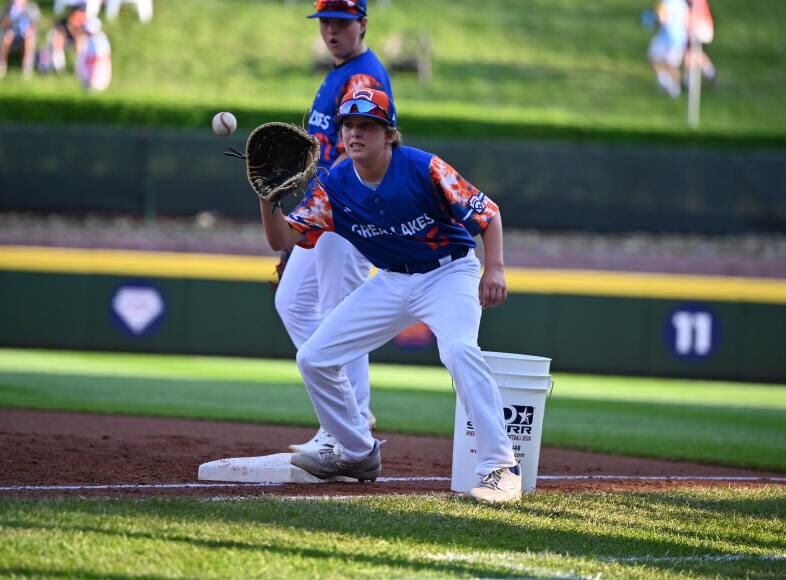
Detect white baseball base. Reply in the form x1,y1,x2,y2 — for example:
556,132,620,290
197,453,357,484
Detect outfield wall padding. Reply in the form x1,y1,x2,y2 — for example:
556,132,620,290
2,268,784,383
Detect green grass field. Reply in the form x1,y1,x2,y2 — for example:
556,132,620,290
2,490,785,579
1,349,785,578
1,0,785,145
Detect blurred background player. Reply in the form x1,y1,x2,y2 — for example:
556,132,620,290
0,0,40,79
258,87,522,503
275,0,393,454
647,0,689,97
75,15,111,91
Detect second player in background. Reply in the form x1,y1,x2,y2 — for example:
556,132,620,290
274,0,393,453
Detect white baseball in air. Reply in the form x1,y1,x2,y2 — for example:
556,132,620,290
212,112,237,136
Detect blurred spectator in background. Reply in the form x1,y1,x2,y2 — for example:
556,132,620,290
75,15,110,91
647,0,689,98
683,0,716,88
54,0,101,18
49,0,87,73
0,0,41,79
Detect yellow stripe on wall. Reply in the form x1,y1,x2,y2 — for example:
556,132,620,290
1,245,785,304
505,268,786,304
0,245,278,282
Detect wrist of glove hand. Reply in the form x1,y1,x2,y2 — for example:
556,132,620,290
271,248,292,291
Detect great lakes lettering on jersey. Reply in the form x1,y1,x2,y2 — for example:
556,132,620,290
350,214,436,238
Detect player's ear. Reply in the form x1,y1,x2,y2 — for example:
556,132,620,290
386,127,401,147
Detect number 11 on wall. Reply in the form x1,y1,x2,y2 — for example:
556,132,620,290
665,304,722,360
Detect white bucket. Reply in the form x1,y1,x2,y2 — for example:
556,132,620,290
481,351,551,375
451,352,552,494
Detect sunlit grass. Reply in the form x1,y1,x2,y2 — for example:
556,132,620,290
1,489,784,579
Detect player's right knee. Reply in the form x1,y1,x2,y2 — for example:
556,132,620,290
295,344,317,373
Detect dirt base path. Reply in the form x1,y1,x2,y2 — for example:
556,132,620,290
1,409,782,499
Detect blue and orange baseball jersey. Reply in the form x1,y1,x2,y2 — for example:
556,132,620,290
286,146,499,270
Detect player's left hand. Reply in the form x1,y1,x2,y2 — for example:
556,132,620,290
479,266,507,308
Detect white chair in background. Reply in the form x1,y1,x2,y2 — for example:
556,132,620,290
104,0,153,23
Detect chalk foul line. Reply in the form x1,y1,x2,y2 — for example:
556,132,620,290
0,474,784,492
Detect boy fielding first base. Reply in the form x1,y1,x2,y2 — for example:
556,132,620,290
253,88,522,503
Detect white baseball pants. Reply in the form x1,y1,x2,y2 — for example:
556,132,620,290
296,253,517,476
274,232,373,418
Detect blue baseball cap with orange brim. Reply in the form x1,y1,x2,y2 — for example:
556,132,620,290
307,0,367,19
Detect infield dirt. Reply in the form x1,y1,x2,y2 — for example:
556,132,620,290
1,409,783,499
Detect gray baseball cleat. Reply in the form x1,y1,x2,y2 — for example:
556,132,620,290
468,465,522,504
291,439,385,482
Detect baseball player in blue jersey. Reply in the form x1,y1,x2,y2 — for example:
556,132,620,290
259,88,522,503
276,0,393,454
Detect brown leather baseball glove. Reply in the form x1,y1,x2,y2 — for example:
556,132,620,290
229,122,320,204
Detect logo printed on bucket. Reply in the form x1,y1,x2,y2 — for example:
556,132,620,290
466,405,535,441
504,404,534,432
466,404,537,434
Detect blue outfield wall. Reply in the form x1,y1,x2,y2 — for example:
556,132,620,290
1,246,784,383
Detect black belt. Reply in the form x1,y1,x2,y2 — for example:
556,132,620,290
386,247,469,274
